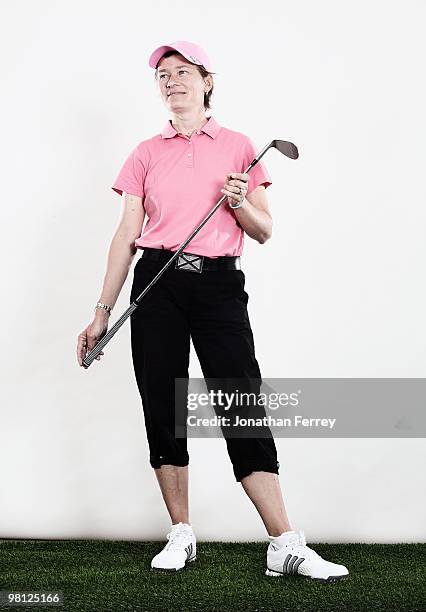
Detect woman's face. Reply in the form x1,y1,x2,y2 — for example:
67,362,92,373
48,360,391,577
156,54,211,112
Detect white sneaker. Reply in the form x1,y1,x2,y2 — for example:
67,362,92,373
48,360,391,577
151,522,196,572
265,529,349,583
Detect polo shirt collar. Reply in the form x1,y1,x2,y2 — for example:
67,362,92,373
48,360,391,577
161,115,221,139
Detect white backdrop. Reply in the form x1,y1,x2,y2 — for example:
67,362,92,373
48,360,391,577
1,0,425,543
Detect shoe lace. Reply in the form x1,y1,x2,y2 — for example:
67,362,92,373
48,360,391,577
295,530,322,560
165,525,192,551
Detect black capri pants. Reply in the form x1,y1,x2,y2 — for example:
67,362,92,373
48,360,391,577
129,249,280,483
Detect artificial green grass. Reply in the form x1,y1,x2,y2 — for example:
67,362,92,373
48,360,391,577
0,539,425,611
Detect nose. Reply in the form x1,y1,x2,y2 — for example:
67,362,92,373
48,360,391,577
165,75,179,88
166,85,179,95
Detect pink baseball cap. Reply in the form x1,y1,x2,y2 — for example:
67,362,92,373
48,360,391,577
149,40,215,73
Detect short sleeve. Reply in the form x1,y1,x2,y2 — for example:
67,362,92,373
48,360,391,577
111,144,146,198
240,136,273,196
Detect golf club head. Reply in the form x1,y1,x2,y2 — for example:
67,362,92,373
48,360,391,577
271,139,299,159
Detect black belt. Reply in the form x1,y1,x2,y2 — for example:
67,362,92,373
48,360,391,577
140,247,241,273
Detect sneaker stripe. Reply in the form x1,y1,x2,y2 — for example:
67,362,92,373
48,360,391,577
288,555,298,574
293,557,305,573
283,553,292,574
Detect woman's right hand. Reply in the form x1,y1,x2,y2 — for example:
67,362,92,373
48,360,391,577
77,313,109,367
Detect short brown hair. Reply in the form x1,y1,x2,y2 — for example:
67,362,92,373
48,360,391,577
154,50,214,110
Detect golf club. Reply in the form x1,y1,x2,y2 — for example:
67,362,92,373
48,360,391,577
82,139,298,368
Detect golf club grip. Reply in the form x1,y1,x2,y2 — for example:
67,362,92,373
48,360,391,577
82,302,138,368
81,139,298,369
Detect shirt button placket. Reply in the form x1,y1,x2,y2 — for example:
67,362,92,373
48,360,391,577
186,139,193,167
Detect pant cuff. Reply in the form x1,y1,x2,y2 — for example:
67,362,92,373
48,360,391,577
234,461,280,483
150,456,189,469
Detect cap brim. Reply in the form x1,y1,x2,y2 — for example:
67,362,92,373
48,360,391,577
149,45,178,69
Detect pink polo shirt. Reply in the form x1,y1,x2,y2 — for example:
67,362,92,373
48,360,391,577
111,115,272,258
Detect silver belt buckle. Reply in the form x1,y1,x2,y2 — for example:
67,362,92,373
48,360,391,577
175,251,204,273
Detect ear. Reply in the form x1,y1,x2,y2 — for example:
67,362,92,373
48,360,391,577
204,75,213,92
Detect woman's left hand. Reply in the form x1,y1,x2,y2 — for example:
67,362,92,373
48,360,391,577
221,173,250,207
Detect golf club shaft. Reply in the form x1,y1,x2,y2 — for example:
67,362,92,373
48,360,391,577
82,140,294,368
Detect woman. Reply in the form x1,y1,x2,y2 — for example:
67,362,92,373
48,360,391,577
76,40,348,582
